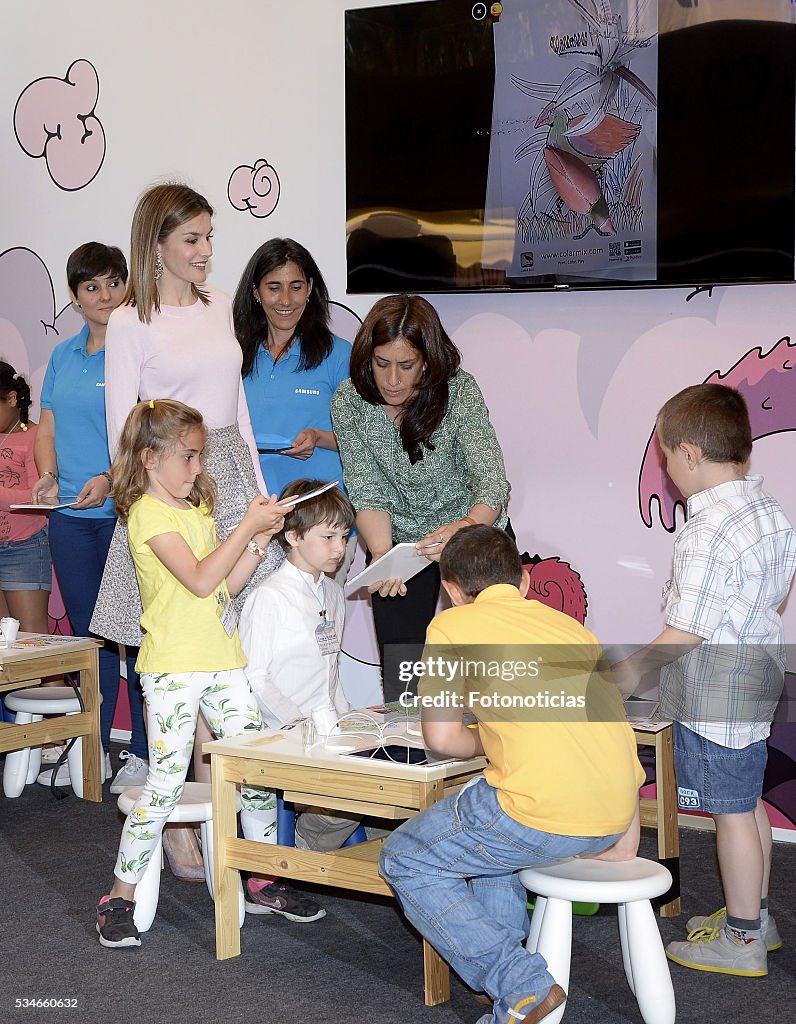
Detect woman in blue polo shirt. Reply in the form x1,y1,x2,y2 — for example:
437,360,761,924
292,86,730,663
32,242,148,793
232,240,353,571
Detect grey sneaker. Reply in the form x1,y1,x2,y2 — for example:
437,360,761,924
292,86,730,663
109,751,149,794
40,744,66,765
36,761,70,786
686,907,782,951
666,925,767,976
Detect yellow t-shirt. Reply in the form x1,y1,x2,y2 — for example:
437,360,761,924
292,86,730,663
421,585,645,836
127,494,246,673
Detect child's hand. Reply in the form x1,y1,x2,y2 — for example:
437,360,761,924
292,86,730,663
244,494,288,537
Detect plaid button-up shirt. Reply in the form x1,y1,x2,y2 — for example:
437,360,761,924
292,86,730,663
661,476,796,748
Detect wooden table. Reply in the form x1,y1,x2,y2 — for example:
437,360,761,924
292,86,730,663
632,721,680,917
205,727,486,1005
0,634,103,802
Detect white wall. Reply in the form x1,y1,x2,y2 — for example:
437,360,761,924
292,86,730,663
3,0,796,672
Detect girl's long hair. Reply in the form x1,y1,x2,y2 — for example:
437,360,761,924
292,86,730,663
126,184,214,324
112,399,216,520
348,294,460,463
233,238,333,377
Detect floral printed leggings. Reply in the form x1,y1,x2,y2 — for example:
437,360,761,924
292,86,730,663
114,668,277,885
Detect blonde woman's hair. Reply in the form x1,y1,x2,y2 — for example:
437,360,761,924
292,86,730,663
126,183,213,323
112,399,216,520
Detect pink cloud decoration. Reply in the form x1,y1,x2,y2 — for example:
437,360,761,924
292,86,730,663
13,59,106,191
228,159,281,218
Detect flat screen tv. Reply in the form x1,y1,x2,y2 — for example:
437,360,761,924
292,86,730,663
345,0,796,293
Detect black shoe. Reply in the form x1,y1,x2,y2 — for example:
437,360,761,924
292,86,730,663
96,896,141,948
245,879,326,922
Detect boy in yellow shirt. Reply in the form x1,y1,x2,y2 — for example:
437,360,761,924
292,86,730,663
379,526,644,1024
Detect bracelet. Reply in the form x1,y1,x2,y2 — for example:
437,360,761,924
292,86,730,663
100,471,113,488
460,516,476,527
247,539,267,558
40,470,58,482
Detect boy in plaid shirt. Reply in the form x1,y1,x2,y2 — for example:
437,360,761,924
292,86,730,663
617,383,795,977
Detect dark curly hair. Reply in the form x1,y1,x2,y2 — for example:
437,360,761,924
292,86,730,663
348,294,460,464
0,362,32,428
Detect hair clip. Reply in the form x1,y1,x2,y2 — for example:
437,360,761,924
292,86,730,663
11,373,19,381
148,399,155,409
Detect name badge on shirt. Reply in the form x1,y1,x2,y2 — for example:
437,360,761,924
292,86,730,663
219,598,238,638
315,620,340,656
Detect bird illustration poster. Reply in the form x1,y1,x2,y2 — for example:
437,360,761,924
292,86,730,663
484,0,658,282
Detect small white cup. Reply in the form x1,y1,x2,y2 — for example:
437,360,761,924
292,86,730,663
311,705,338,738
0,617,20,647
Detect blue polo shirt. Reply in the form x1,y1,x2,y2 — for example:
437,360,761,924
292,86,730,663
243,334,352,499
40,325,114,519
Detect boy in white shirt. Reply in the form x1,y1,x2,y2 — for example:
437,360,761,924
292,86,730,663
238,479,361,860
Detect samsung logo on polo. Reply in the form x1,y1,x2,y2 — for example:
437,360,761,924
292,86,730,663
295,388,320,396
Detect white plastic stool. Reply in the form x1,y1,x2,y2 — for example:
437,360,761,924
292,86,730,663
2,686,104,799
117,782,245,932
519,858,675,1024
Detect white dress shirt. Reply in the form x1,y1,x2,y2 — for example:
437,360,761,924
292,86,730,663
238,558,350,728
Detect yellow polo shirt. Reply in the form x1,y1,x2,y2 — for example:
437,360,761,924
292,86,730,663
421,585,644,836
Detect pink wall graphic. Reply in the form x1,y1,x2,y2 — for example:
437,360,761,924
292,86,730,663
639,335,796,531
13,59,105,191
228,158,281,218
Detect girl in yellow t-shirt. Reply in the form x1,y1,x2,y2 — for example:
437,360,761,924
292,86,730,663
96,398,292,948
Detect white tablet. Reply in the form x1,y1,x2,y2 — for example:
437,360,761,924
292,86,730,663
346,542,432,590
10,496,81,511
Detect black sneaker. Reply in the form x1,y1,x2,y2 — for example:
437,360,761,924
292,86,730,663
245,879,326,922
96,896,141,948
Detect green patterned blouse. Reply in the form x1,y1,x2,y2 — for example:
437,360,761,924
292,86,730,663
331,370,510,544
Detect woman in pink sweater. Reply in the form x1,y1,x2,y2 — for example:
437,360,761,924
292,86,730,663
89,185,284,877
91,183,283,649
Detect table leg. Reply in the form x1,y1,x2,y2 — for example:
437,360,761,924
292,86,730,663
655,727,680,917
212,753,242,959
419,780,451,1005
80,647,102,802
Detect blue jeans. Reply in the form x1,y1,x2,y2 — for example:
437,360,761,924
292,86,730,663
49,512,147,758
379,777,619,1005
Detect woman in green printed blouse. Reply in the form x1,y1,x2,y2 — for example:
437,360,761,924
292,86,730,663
331,294,510,700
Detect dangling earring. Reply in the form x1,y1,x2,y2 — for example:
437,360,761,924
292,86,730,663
154,251,164,281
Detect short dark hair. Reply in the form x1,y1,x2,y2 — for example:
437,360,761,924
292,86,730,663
276,479,355,550
67,242,128,295
656,383,752,464
439,525,522,597
233,238,333,377
349,294,461,464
